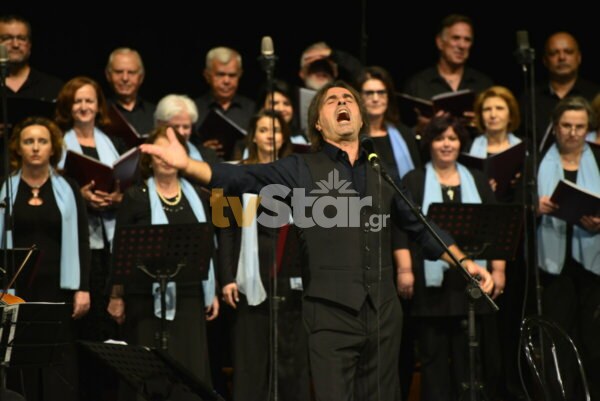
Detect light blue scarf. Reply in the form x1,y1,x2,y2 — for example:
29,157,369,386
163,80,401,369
60,128,120,247
0,170,81,289
469,133,521,157
236,194,267,306
537,144,600,275
147,177,216,306
387,123,415,178
423,162,486,286
187,141,204,162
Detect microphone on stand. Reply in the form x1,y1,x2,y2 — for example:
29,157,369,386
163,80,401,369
514,30,534,66
361,136,383,171
259,36,277,77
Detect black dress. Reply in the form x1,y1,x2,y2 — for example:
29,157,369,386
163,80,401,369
113,183,214,387
217,204,310,401
400,166,498,401
5,175,90,401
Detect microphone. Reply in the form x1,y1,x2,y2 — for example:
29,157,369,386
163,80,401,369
259,36,277,75
360,136,381,169
514,30,534,65
0,44,9,82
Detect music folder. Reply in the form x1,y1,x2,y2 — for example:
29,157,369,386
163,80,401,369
549,179,600,226
197,109,246,161
397,89,475,126
63,147,140,193
458,141,526,196
104,104,146,149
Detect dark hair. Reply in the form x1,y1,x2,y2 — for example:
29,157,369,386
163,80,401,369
256,79,295,109
420,115,470,161
355,65,400,125
244,109,293,164
0,15,32,40
9,117,64,171
139,126,189,179
307,80,369,151
438,14,473,36
474,86,521,133
55,76,111,130
552,96,596,130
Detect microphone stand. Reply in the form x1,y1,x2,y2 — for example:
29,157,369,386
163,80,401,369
260,47,280,401
515,37,545,398
366,154,498,401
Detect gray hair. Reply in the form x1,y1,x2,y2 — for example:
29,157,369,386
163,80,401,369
154,94,199,124
106,47,145,75
552,96,596,129
205,46,242,70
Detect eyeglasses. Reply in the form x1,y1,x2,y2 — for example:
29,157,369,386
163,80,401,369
0,34,29,44
558,122,587,135
362,90,387,98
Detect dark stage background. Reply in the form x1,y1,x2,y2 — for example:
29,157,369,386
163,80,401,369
4,5,598,105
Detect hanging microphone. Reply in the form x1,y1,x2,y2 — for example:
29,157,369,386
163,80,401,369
360,136,381,169
514,30,534,65
259,36,277,74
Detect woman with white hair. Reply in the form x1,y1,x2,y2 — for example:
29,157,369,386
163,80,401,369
154,94,218,162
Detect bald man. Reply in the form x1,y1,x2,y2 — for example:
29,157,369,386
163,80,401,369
525,32,600,153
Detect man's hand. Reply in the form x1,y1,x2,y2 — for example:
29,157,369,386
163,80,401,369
463,259,494,294
139,127,190,171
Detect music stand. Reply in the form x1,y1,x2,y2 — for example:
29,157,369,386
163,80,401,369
112,223,213,350
79,341,224,401
427,203,523,400
0,246,40,297
427,203,523,261
0,302,70,400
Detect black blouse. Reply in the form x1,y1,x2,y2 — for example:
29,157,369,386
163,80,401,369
10,176,91,300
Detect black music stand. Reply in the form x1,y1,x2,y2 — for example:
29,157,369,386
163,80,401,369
428,203,523,401
0,302,70,400
79,341,224,401
112,223,213,351
427,203,523,261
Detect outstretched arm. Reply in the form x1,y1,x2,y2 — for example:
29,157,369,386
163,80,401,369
139,127,213,184
441,244,494,294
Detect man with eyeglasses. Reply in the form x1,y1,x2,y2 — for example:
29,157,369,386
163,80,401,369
0,15,63,101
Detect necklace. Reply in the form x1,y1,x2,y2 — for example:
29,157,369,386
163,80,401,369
28,185,43,206
24,174,49,207
441,184,456,201
156,182,182,206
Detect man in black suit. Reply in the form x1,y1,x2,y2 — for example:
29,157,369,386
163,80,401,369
140,81,494,401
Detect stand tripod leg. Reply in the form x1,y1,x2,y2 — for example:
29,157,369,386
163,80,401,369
459,289,491,401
